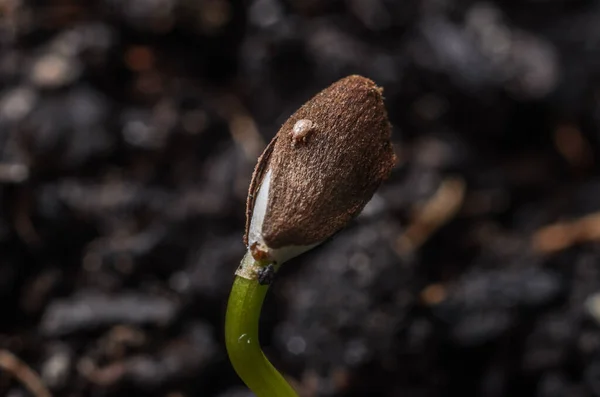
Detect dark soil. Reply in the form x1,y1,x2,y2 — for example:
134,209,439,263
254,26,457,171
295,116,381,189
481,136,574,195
1,1,600,396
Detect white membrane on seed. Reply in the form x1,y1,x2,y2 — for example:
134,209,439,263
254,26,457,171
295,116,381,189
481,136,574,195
248,169,271,249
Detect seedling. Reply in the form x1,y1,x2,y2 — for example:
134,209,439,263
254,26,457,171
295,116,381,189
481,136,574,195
225,75,395,396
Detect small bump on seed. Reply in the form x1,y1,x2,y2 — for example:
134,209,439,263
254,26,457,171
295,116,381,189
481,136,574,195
291,119,314,146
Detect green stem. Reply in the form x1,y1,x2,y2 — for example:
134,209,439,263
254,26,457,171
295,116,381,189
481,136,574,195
225,254,299,397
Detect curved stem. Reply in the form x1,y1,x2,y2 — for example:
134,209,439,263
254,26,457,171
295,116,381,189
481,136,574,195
225,254,299,397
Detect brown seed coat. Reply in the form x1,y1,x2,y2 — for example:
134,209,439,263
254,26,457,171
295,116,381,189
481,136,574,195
244,75,396,249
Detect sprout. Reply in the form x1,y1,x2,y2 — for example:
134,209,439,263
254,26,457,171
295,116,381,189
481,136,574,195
226,75,396,397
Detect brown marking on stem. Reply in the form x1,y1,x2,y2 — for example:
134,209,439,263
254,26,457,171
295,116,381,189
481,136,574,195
249,242,270,262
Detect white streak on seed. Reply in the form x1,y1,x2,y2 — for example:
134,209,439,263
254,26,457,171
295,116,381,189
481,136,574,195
291,119,314,145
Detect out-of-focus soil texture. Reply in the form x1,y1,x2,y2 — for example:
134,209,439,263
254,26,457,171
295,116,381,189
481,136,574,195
2,0,600,396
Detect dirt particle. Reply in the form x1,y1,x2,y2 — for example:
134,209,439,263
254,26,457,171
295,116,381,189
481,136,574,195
290,119,314,146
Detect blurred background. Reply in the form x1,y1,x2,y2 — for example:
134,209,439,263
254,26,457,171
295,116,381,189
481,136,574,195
1,0,600,396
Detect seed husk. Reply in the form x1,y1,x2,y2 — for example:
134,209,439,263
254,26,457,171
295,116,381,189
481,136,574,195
244,75,396,259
